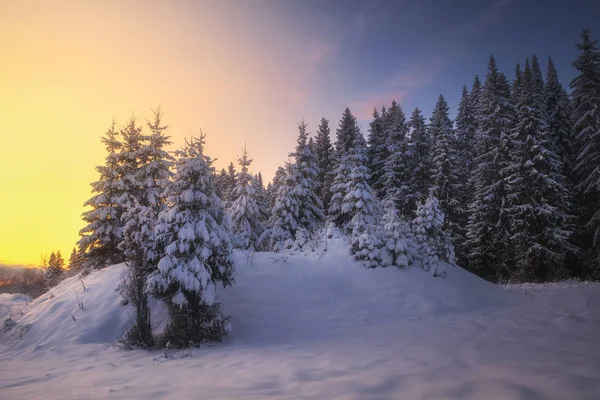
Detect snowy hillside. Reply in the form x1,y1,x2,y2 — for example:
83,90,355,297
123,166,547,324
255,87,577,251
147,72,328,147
0,293,31,323
1,241,599,399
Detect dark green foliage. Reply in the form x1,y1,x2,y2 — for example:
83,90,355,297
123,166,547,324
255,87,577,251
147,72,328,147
504,59,575,282
407,108,431,214
161,299,230,349
466,56,515,281
314,118,334,210
571,29,600,279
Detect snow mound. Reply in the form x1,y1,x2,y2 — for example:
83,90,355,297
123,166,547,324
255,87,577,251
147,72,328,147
1,265,136,351
223,240,510,346
1,239,509,353
2,240,600,400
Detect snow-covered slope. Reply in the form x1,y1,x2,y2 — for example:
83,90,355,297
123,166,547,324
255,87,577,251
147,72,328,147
1,240,599,400
1,264,133,351
0,293,31,322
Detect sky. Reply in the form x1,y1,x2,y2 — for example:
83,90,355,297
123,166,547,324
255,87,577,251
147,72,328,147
0,0,598,266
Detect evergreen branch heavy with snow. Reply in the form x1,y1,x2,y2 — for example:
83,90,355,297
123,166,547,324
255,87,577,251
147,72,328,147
147,134,234,348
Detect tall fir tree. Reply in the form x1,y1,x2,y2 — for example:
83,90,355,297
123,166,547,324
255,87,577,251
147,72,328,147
454,86,478,266
78,120,126,269
429,94,462,248
45,251,65,287
345,141,381,267
334,107,361,156
148,134,234,347
269,122,324,251
268,166,287,211
214,168,230,201
269,167,300,252
329,152,354,229
545,56,574,176
570,29,600,278
68,247,85,271
470,75,482,111
119,111,173,347
407,108,432,215
329,108,364,228
292,121,325,234
252,172,270,226
512,63,523,103
466,56,515,281
222,162,237,204
314,118,334,210
228,145,263,251
530,54,545,95
381,100,411,214
367,107,388,198
504,59,575,282
382,198,413,268
413,196,456,275
142,107,174,211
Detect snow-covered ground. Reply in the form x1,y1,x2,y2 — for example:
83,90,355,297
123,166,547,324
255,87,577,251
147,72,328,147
1,240,599,400
0,293,31,324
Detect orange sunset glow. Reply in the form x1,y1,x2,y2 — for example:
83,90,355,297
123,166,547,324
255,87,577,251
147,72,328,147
3,1,600,398
0,1,342,266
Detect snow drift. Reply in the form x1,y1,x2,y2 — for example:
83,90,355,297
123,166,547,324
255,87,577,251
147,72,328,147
1,238,506,352
1,238,599,400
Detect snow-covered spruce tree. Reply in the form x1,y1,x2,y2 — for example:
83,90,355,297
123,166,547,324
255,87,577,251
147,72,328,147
68,247,78,270
454,86,478,267
78,120,126,269
407,107,432,215
148,134,234,348
314,118,334,210
455,86,477,183
68,246,86,271
503,59,575,283
252,172,270,228
44,251,65,287
530,54,545,95
214,168,230,201
545,56,574,176
570,29,600,279
228,145,263,251
293,121,324,233
381,100,412,215
465,56,515,281
367,107,388,198
269,168,300,252
346,142,382,268
121,204,155,347
329,151,354,229
429,94,462,251
269,121,324,251
220,162,237,205
120,110,174,348
454,85,478,264
470,75,482,113
334,107,361,157
267,166,287,212
381,198,414,268
329,108,363,228
142,107,174,211
413,196,455,276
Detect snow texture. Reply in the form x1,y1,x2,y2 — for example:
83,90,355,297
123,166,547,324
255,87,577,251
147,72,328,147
1,241,600,399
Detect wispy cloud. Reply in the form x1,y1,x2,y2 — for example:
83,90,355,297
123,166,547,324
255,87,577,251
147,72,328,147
288,39,335,106
385,54,446,89
351,55,445,119
351,0,512,118
350,90,409,120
